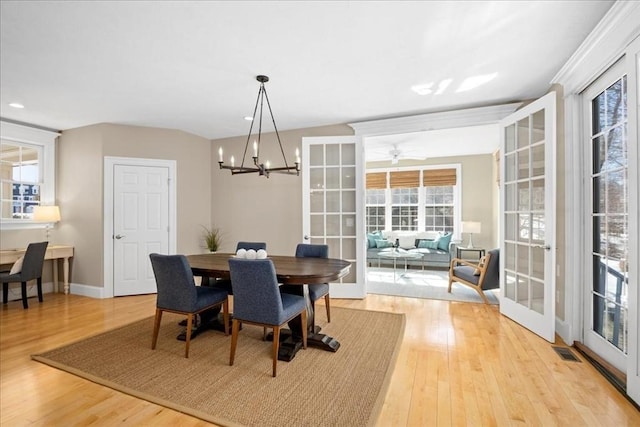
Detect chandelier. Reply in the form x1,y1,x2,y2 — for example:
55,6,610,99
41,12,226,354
218,75,300,178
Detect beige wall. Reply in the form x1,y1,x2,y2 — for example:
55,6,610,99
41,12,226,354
366,153,498,250
55,123,211,288
211,124,353,256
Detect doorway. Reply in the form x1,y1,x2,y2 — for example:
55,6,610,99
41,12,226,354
103,157,176,297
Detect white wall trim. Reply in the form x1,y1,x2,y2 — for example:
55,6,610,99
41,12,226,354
103,156,177,298
551,1,640,94
348,103,521,137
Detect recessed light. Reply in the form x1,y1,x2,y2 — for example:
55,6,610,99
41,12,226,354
9,102,25,109
456,73,498,93
244,116,253,121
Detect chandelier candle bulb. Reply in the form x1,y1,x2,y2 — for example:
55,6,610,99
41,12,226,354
218,147,223,162
230,156,235,167
253,141,258,158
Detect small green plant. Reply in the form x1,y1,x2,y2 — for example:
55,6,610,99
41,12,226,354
202,225,222,252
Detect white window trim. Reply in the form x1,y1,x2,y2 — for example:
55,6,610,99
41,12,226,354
366,164,462,240
0,121,59,230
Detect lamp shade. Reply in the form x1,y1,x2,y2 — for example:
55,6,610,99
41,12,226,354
461,221,481,234
34,205,61,222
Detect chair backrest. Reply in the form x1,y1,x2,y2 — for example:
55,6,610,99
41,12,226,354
20,241,49,281
236,241,267,251
295,243,328,259
481,249,500,290
149,253,197,312
228,258,284,325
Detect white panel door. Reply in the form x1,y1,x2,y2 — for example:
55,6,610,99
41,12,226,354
499,92,557,342
113,164,169,296
302,135,364,298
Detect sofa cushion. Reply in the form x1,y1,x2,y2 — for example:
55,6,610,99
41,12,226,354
375,239,394,249
437,232,452,251
367,231,384,248
418,239,439,249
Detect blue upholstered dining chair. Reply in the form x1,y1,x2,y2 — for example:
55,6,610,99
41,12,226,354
280,243,331,323
149,253,229,358
228,258,307,377
1,241,48,309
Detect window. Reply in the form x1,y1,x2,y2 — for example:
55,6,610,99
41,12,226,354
0,121,58,228
424,186,454,233
365,165,461,236
366,188,385,233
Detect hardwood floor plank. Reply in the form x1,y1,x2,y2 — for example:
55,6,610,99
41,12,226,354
1,293,639,426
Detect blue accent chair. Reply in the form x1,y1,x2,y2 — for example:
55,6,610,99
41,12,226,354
228,258,307,377
448,249,500,304
281,243,331,323
1,241,49,309
149,253,229,358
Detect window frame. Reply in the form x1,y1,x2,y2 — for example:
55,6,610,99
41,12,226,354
0,121,58,230
366,164,462,239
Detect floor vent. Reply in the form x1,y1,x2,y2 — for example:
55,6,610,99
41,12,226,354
553,346,581,362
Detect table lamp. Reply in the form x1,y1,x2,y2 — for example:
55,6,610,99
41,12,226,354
461,221,481,248
33,205,61,241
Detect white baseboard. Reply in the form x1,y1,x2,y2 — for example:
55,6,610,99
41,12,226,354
69,283,106,299
1,282,55,303
556,317,573,345
1,281,108,303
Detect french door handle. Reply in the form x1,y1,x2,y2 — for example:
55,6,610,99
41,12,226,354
532,244,551,250
303,235,310,241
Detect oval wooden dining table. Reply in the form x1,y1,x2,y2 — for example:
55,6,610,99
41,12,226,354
186,252,351,361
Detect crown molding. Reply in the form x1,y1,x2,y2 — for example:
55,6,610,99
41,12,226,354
348,102,521,137
551,1,640,94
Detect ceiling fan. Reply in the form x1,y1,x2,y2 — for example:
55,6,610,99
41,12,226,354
388,144,425,165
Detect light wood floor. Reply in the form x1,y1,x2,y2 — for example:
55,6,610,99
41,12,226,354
1,293,639,426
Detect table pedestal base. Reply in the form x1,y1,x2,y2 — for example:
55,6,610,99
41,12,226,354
267,326,340,361
176,309,233,341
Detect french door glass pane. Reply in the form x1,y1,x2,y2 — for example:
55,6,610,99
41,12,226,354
590,75,629,354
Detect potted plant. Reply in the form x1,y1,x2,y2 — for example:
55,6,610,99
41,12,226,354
202,225,222,252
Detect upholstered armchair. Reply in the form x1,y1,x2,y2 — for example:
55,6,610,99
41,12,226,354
448,249,499,304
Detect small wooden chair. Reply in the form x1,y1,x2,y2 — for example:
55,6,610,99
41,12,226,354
448,249,499,304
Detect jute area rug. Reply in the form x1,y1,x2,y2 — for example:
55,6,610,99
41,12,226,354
32,307,405,427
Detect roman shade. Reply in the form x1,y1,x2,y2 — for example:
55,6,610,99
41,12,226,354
366,172,387,189
422,168,457,186
390,170,420,188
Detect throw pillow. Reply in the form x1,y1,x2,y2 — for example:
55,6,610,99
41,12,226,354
375,239,393,249
367,232,383,248
437,232,452,251
10,256,24,275
418,239,439,249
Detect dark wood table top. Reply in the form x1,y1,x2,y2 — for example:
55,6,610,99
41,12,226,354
186,253,351,285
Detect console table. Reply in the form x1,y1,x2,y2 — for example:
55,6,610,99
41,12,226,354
0,245,74,294
456,246,485,261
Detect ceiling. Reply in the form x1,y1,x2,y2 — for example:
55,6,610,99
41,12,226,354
0,1,613,160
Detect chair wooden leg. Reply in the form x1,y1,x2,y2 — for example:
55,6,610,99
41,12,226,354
21,282,28,309
272,325,280,377
184,314,193,358
37,277,43,302
476,287,490,304
447,277,454,293
324,294,331,323
222,300,230,336
151,309,163,350
229,319,240,366
2,283,7,304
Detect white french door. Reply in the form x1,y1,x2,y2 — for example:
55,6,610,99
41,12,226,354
499,92,557,342
302,136,364,298
582,58,629,373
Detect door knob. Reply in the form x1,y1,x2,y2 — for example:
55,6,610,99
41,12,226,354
114,234,126,240
303,235,309,240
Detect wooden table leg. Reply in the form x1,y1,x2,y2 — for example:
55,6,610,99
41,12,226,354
63,257,70,294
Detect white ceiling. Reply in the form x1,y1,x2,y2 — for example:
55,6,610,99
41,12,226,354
0,1,613,160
